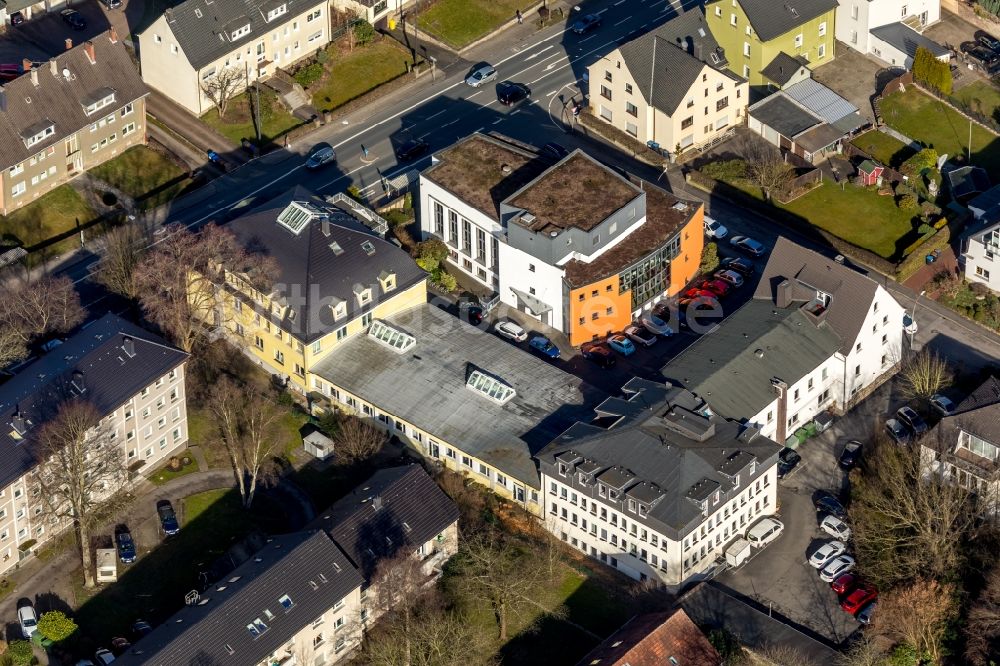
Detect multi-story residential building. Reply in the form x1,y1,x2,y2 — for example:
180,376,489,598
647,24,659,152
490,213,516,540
588,9,748,155
419,134,703,346
332,0,405,23
577,608,721,666
539,378,782,587
138,0,330,115
961,190,1000,291
214,186,426,394
309,302,604,515
0,314,188,572
836,0,942,67
0,30,147,215
663,237,905,444
706,0,837,90
117,465,459,665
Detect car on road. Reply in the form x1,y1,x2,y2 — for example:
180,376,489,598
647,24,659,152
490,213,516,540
156,499,180,536
639,313,673,336
720,256,755,277
132,620,153,639
115,526,136,564
94,648,115,665
497,81,530,106
494,320,527,342
930,393,955,417
18,603,37,639
624,324,657,347
61,8,86,29
885,417,910,445
100,0,123,8
839,440,863,470
729,235,767,257
571,13,602,34
745,517,784,547
714,269,744,288
395,138,429,162
821,515,852,541
696,278,731,298
840,583,878,614
305,143,336,169
809,540,846,569
541,142,570,161
856,601,877,625
903,313,918,336
777,447,801,478
529,335,560,360
581,343,615,368
704,216,728,239
465,63,496,87
831,572,858,595
814,492,848,520
897,405,928,435
819,554,856,582
606,334,636,356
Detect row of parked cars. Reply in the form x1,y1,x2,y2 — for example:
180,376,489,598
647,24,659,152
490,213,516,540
808,492,877,624
884,397,954,445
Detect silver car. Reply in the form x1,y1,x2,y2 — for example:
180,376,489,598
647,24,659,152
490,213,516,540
465,63,496,87
494,320,527,342
819,554,856,582
624,324,657,347
714,269,744,288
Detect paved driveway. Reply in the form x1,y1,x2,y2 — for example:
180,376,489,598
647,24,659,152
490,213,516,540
812,41,887,122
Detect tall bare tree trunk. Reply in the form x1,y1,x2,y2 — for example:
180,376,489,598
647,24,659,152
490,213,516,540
244,471,258,509
496,600,507,641
79,523,95,589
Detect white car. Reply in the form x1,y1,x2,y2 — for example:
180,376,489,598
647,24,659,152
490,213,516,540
704,215,728,239
903,313,918,335
819,554,856,582
639,314,673,336
18,604,37,639
624,324,657,347
714,269,744,288
808,540,846,569
821,515,852,541
494,320,527,342
930,393,955,417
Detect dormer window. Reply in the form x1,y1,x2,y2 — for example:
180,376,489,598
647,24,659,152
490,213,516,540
713,490,720,505
266,3,287,21
83,91,116,116
355,287,372,306
628,499,636,512
598,483,606,497
378,270,396,294
558,463,567,476
577,472,590,486
230,23,251,40
22,123,55,149
638,504,648,517
331,300,347,321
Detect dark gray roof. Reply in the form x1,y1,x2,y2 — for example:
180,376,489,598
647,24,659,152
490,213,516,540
969,184,1000,213
115,531,363,666
661,301,842,420
761,52,809,86
539,379,781,540
0,314,187,490
941,375,1000,447
947,166,991,201
311,303,605,488
152,0,323,70
0,31,147,170
754,236,881,354
618,9,739,113
307,465,459,580
871,22,950,59
748,94,819,138
735,0,838,42
226,186,426,343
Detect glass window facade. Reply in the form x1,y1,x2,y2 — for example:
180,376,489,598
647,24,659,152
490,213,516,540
618,234,681,309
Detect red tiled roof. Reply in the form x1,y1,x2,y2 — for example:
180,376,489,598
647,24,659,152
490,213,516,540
577,609,721,666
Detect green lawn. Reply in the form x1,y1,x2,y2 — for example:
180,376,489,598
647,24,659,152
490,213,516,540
201,92,302,148
88,146,190,211
880,87,1000,177
148,451,201,486
308,40,413,112
952,80,1000,121
417,0,532,49
0,185,95,250
851,130,916,168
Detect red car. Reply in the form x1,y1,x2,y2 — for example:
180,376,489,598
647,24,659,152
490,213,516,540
830,572,858,595
696,278,731,297
683,288,717,300
840,583,878,614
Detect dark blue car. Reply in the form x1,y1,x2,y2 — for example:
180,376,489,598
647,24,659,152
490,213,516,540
115,527,136,564
528,335,560,360
156,500,180,536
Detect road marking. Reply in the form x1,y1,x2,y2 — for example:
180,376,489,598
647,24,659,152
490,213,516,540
424,109,447,120
596,7,609,14
546,90,557,96
614,17,629,25
581,35,596,42
491,117,503,124
526,45,554,60
614,0,625,5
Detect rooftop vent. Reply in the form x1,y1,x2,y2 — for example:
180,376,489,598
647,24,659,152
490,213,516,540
500,163,512,174
754,348,764,358
372,496,382,511
122,336,135,358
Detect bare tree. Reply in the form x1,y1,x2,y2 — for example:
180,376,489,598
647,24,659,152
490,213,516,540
874,579,956,664
208,377,283,508
201,67,245,119
898,351,951,405
0,275,85,359
737,136,792,201
96,222,148,300
0,324,28,369
837,632,889,666
334,415,388,465
744,644,819,666
966,566,1000,665
31,401,130,589
366,551,429,666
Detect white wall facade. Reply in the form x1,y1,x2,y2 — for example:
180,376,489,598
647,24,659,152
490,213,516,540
498,242,565,329
837,0,941,55
963,222,1000,292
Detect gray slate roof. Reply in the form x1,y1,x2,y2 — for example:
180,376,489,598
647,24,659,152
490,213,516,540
735,0,838,42
871,22,950,59
152,0,323,70
748,94,820,138
115,531,363,666
968,183,1000,213
618,9,739,114
538,378,782,540
0,314,187,490
941,375,1000,447
308,465,459,580
226,186,426,343
947,166,990,201
0,31,147,170
311,303,605,488
783,78,859,125
761,52,809,86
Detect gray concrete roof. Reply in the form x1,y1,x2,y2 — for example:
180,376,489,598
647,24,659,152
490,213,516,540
760,52,809,86
734,0,838,42
783,78,859,125
871,22,950,59
311,304,605,488
748,93,820,138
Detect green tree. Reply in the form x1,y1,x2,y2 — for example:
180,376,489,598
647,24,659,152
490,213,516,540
700,242,719,273
5,640,32,666
37,611,77,643
433,271,457,292
353,20,375,46
901,148,939,178
416,239,449,263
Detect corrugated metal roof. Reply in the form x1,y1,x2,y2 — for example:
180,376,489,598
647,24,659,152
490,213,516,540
783,79,859,125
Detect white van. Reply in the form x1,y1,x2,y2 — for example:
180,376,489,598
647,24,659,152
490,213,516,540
745,517,784,547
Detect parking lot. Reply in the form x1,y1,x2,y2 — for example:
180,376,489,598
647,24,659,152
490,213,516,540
811,41,887,122
0,0,137,65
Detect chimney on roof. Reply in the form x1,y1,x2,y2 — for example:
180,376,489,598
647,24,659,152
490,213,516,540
71,370,86,394
83,41,96,65
0,88,7,113
122,336,136,358
11,412,26,436
65,38,73,51
29,66,38,87
49,59,58,77
372,495,382,511
321,217,330,237
684,35,693,55
109,26,118,44
776,279,793,308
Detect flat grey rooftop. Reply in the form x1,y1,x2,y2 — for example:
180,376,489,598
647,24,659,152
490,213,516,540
749,94,819,138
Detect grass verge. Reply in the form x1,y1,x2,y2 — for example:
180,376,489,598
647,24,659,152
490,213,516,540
0,185,95,249
88,146,191,211
201,92,302,147
417,0,532,49
148,452,201,486
308,39,413,112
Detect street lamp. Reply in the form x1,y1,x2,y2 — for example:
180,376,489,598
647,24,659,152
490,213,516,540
908,289,926,348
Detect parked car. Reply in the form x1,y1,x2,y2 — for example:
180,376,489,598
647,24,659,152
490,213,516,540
696,278,731,298
494,320,527,342
704,215,728,239
41,338,64,352
814,492,848,520
831,572,858,595
930,393,955,417
305,143,336,169
729,235,767,257
961,42,1000,73
541,142,570,161
18,603,37,639
606,334,636,356
156,499,180,536
581,343,615,368
528,335,560,360
841,583,878,614
115,526,137,564
497,81,530,106
745,517,784,547
720,256,755,277
94,648,115,665
897,405,928,435
714,269,744,288
979,31,1000,52
809,540,847,569
131,620,153,639
903,313,918,336
100,0,123,8
624,324,657,347
9,11,23,25
839,440,863,470
821,515,852,541
639,313,673,336
110,637,131,656
571,13,602,34
61,8,86,29
820,554,856,583
395,138,429,162
856,601,877,625
777,447,801,478
462,304,484,326
682,287,717,301
885,418,910,445
465,63,496,87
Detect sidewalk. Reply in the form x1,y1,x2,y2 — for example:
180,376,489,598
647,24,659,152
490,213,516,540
146,90,241,164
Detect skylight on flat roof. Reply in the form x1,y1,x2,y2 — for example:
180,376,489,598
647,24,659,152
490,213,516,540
466,369,516,404
368,320,416,353
361,240,376,256
277,201,325,235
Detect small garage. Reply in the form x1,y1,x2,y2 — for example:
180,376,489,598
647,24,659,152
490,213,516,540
301,423,334,461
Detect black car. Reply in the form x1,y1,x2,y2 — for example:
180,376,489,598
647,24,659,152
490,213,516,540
156,499,180,536
111,637,131,656
115,526,136,564
9,11,23,25
131,620,153,639
814,492,848,521
497,82,530,106
719,256,755,277
463,305,484,326
979,31,1000,53
962,42,1000,72
541,142,570,161
60,9,86,29
581,343,616,369
572,13,602,34
777,447,801,478
395,138,429,162
305,142,336,169
839,440,863,470
896,406,928,436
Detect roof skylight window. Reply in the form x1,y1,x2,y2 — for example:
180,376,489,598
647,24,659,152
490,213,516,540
277,201,325,235
466,369,516,405
368,320,415,353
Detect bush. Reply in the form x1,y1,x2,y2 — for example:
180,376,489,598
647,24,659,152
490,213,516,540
346,185,363,202
5,641,31,666
934,217,948,230
700,242,719,273
316,48,330,64
416,239,449,263
415,256,438,273
700,159,746,184
917,223,933,235
293,62,324,88
37,611,76,643
901,148,939,178
353,20,375,46
897,193,919,211
432,270,457,292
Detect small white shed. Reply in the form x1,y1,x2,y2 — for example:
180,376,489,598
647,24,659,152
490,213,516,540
302,425,334,460
96,548,117,583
